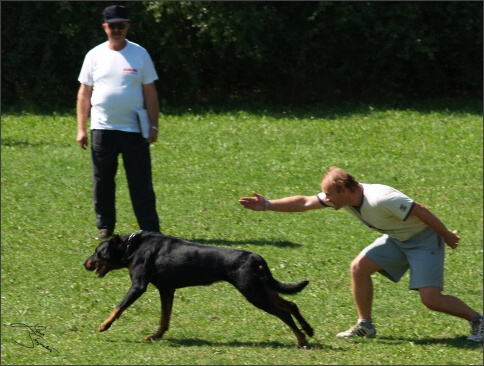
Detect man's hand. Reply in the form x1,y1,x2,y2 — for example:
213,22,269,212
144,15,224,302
443,229,460,250
238,191,266,211
77,130,88,149
148,127,158,143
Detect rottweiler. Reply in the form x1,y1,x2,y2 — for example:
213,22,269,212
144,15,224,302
84,231,314,347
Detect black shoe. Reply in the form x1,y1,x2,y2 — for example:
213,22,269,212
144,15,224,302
96,229,113,240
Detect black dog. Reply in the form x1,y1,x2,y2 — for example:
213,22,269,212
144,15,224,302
84,231,314,347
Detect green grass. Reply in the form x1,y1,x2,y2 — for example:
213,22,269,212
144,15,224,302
1,100,482,364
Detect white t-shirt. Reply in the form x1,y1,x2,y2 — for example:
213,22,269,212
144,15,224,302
78,40,158,132
317,183,427,241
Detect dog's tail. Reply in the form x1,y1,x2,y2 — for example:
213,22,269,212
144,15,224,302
256,260,309,294
271,279,309,294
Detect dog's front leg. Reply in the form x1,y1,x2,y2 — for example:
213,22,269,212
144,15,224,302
98,283,147,332
145,288,176,340
98,307,123,332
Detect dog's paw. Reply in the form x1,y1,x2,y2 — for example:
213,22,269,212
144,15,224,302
296,335,309,348
145,332,163,341
304,325,314,337
97,322,111,332
298,341,309,348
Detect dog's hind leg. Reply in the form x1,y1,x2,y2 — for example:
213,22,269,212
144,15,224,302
256,263,314,337
272,294,314,338
145,288,176,341
240,287,310,347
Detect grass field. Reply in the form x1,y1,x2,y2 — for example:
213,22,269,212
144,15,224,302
1,100,482,364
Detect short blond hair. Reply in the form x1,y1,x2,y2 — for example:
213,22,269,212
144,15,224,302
323,166,359,193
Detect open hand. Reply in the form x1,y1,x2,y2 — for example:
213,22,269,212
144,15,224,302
238,191,266,211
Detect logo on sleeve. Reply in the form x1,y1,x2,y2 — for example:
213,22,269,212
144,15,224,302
399,204,407,212
123,68,138,74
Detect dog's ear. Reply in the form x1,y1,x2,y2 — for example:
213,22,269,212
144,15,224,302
107,236,123,257
108,235,122,250
112,235,121,243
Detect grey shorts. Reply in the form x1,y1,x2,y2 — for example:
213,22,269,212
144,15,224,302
361,227,445,290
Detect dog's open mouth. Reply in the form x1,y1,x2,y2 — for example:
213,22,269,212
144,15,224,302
95,264,110,278
85,259,110,278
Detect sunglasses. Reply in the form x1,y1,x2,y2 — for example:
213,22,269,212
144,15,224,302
107,23,126,30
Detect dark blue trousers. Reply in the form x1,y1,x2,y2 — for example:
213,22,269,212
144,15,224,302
91,130,160,233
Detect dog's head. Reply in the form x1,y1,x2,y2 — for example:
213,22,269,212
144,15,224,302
84,235,127,277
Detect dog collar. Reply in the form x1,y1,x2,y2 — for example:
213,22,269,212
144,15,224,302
122,231,142,264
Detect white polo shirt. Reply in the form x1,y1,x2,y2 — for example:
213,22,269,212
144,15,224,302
317,183,427,241
78,40,158,132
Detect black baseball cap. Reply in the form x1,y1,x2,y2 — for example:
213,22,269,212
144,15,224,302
103,5,130,23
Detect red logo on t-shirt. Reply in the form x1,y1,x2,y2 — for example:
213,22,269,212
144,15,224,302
123,68,138,74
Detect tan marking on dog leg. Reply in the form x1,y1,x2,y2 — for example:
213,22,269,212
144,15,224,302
277,316,308,347
98,307,125,332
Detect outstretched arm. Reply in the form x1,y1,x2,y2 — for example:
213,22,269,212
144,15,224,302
409,202,460,249
238,191,325,212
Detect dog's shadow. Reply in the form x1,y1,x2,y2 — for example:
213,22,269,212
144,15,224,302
189,238,302,249
118,337,335,350
168,338,311,348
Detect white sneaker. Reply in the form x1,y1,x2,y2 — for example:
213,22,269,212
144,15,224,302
467,318,483,343
337,322,377,338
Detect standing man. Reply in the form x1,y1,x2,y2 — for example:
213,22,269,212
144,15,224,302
77,5,160,239
239,166,483,342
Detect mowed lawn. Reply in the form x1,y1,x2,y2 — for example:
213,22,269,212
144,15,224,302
1,100,482,364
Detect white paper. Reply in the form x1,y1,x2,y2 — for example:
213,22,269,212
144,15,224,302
136,108,151,139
